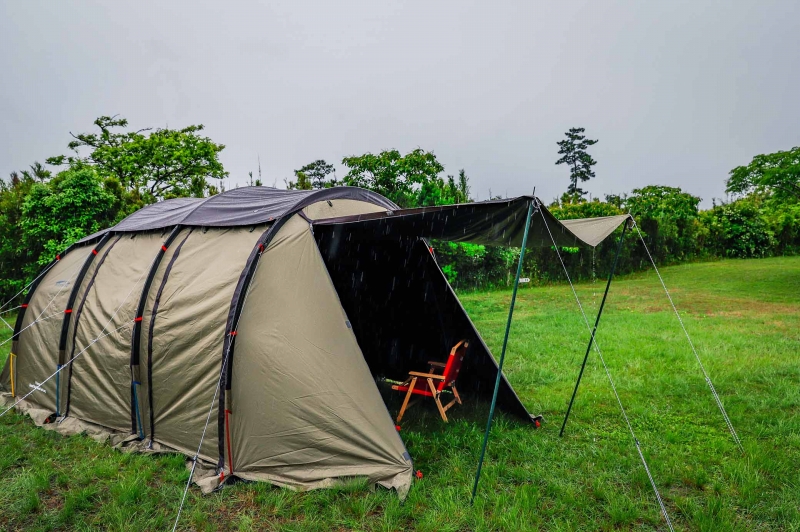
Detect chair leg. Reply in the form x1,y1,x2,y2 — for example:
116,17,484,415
428,378,448,422
452,385,462,405
397,377,416,422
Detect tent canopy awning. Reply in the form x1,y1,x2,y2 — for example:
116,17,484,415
313,196,631,248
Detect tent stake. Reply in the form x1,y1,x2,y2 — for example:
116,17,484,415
471,200,534,504
560,220,629,437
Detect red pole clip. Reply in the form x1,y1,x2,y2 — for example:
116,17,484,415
21,304,28,309
134,316,143,322
92,249,98,256
161,245,168,252
230,331,237,336
64,309,72,314
56,255,60,261
258,243,265,252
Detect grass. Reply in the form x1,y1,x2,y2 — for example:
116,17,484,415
1,256,799,531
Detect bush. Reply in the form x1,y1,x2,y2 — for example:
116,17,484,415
701,199,777,258
21,166,119,274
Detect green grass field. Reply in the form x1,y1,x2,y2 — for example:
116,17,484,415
1,257,798,531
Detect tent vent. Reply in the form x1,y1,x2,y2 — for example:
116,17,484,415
345,320,352,329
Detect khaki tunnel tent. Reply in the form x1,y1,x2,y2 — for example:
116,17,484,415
0,187,630,498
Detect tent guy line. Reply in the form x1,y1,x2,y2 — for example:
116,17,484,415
633,222,744,454
0,310,66,350
539,207,676,531
0,259,59,312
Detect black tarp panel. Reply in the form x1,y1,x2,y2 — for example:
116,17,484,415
314,197,631,248
314,227,532,422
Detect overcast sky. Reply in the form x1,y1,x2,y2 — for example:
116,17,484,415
2,1,798,206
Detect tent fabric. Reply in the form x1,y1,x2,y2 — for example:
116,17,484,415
559,214,632,247
230,215,413,496
148,226,264,461
313,196,632,248
80,187,396,238
67,233,165,432
1,188,633,499
14,247,94,412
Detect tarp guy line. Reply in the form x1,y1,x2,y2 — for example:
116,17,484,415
632,221,743,453
2,237,159,419
171,226,272,532
539,206,675,532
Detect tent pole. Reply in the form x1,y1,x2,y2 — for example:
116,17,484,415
471,200,535,504
559,219,629,437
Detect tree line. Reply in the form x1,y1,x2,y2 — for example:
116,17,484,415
1,117,798,301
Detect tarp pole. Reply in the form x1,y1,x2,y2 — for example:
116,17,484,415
471,200,534,504
559,220,629,437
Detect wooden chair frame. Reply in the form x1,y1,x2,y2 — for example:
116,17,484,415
392,340,468,423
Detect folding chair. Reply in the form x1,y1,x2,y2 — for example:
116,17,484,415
392,340,469,423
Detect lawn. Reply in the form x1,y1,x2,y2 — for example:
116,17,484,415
1,256,798,531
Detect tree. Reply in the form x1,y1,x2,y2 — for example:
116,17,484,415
556,127,598,198
295,160,335,189
286,170,312,190
341,149,445,208
727,146,800,201
47,115,227,202
0,171,37,300
625,185,702,262
20,162,51,182
21,166,119,272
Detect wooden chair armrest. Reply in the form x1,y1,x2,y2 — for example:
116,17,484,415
427,361,446,368
408,371,445,380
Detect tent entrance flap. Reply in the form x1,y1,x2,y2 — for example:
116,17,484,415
314,225,531,422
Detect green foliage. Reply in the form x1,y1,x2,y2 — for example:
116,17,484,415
555,127,598,197
21,166,118,271
434,242,518,290
624,185,702,263
286,170,313,190
701,198,777,258
0,172,38,300
295,159,336,189
341,149,446,208
549,196,623,220
47,115,227,202
727,146,800,200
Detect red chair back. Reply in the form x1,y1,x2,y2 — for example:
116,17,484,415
438,340,469,391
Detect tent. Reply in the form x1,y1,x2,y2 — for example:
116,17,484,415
0,186,629,498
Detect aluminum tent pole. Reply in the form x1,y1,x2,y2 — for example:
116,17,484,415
471,199,534,504
559,219,630,437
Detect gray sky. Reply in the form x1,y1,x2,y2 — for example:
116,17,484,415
2,1,799,207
